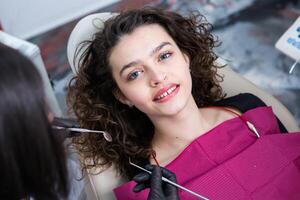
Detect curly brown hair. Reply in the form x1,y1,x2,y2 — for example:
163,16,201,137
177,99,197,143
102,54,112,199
68,7,225,179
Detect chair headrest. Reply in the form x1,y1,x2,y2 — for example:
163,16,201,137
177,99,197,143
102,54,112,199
67,12,117,73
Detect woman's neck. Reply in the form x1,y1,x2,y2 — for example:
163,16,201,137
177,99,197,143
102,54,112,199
150,96,211,149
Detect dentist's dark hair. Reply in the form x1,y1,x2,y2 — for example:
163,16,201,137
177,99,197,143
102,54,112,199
0,43,69,199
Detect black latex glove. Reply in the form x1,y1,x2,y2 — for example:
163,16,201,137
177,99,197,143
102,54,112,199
52,117,80,128
133,164,179,200
52,117,81,138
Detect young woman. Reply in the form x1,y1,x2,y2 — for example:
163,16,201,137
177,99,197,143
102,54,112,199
68,7,300,199
0,44,69,199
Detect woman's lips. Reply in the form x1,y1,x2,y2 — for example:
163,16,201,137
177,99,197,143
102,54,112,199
153,84,180,103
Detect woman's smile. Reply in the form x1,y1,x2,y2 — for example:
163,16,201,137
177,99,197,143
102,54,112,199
153,84,180,103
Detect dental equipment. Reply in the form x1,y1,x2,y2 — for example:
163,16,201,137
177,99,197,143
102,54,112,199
289,58,299,74
52,125,112,142
129,158,209,200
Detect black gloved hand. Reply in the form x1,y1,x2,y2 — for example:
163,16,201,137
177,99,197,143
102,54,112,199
132,164,179,200
52,117,81,138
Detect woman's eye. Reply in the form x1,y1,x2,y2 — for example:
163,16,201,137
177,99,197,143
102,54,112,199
158,52,172,61
127,71,142,81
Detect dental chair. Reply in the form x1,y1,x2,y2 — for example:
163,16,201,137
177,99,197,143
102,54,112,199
67,13,300,200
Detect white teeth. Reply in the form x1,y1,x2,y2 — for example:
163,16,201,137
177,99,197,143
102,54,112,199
156,86,177,100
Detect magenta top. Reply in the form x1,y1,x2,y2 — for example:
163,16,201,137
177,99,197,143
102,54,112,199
114,106,300,200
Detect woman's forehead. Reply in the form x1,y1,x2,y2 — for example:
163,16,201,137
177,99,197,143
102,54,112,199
108,24,176,69
115,24,173,51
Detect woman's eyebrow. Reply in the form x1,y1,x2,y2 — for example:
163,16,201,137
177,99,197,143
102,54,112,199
119,61,140,76
150,41,172,57
119,42,172,76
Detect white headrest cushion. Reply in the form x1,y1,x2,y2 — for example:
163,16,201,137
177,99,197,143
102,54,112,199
67,12,118,73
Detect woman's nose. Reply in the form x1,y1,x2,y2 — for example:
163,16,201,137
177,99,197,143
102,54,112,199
149,70,167,87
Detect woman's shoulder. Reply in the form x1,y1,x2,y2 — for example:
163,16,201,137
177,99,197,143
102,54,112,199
214,93,288,132
214,93,266,113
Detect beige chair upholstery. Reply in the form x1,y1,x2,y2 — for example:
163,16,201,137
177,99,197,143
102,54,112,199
67,12,300,200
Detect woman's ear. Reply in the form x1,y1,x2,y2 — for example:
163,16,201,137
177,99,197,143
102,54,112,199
113,89,133,107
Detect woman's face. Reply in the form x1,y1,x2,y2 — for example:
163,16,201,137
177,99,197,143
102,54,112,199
109,24,192,118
